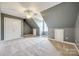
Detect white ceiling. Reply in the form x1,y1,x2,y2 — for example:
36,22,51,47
20,2,62,12
0,2,62,18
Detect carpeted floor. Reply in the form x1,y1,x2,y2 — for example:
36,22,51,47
0,36,78,56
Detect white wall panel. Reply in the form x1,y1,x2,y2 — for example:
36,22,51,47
55,29,64,41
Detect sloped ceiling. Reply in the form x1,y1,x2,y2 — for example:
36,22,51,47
0,2,62,18
0,2,26,18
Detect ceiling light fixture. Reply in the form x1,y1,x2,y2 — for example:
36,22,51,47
24,10,33,19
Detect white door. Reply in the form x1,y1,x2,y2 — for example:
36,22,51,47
4,17,21,40
55,29,64,41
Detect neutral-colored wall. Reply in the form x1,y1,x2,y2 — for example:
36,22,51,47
75,12,79,47
64,28,75,42
41,2,79,42
48,28,75,42
25,18,40,35
23,21,32,35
